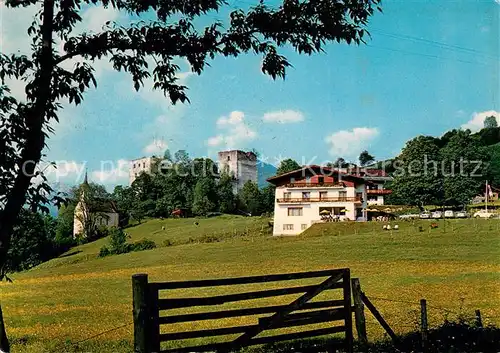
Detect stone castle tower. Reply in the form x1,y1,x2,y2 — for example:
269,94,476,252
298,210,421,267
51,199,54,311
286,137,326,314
217,150,257,193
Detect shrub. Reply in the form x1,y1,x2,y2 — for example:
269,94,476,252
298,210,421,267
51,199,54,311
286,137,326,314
94,225,110,239
75,233,89,245
108,227,131,254
198,235,220,243
99,229,156,257
99,246,110,257
132,239,157,251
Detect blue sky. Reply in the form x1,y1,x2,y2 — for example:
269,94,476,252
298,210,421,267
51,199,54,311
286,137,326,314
1,0,499,188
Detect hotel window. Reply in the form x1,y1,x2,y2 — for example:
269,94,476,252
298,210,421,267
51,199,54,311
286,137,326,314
339,191,347,201
302,192,311,200
301,224,308,230
305,176,311,184
290,177,295,184
283,224,294,231
288,207,303,216
318,176,324,184
319,191,328,200
283,192,291,200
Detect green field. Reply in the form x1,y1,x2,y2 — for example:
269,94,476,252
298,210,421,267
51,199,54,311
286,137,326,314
2,216,500,352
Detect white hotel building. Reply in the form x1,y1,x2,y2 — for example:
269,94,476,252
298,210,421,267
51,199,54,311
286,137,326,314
267,166,368,235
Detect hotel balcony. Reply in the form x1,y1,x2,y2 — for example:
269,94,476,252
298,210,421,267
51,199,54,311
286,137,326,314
282,183,347,188
277,197,362,203
366,189,392,195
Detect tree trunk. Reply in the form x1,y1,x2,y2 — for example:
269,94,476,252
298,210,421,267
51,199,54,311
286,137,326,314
0,305,9,353
0,0,55,350
0,0,55,271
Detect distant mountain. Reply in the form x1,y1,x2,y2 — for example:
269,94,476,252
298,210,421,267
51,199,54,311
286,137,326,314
258,161,277,188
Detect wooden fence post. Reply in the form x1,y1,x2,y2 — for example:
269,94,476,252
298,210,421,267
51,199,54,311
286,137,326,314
0,304,10,353
475,309,483,328
133,274,150,353
351,278,368,347
342,270,353,353
420,299,428,353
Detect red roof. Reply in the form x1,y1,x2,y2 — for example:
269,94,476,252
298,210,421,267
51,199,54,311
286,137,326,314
266,165,366,185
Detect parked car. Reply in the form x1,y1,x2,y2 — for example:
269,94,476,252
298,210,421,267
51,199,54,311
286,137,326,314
399,214,419,220
444,210,455,218
420,212,431,219
455,211,468,218
431,211,443,219
474,210,495,219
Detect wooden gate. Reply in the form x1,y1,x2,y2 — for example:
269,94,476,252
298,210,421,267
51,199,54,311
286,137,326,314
132,268,353,353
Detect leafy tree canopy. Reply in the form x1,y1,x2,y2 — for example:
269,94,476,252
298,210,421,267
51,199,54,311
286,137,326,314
484,116,498,129
389,136,443,208
326,157,349,169
358,150,375,167
276,158,301,175
192,177,218,215
238,181,263,216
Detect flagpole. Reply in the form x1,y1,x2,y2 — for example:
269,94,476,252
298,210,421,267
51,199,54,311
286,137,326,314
485,180,488,213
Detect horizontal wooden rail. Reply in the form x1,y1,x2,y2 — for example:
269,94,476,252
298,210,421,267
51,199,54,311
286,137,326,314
258,307,346,326
158,300,346,324
366,189,392,195
159,308,346,341
159,326,347,353
283,183,346,188
277,197,361,203
158,283,343,309
151,268,347,290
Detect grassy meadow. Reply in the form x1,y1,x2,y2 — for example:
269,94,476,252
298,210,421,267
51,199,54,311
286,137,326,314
1,216,500,352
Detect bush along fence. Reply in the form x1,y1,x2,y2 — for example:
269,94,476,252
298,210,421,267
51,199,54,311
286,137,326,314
131,268,407,353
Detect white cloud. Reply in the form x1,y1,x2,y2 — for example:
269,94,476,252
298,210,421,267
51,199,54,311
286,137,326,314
207,111,257,149
216,110,244,126
83,6,120,33
58,5,123,76
262,110,305,124
207,135,224,147
92,159,129,184
38,160,87,184
461,110,499,132
325,127,380,159
123,60,195,144
0,2,40,101
135,66,194,112
143,139,168,155
0,1,38,55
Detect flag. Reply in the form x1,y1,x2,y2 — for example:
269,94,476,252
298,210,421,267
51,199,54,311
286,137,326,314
487,183,494,198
